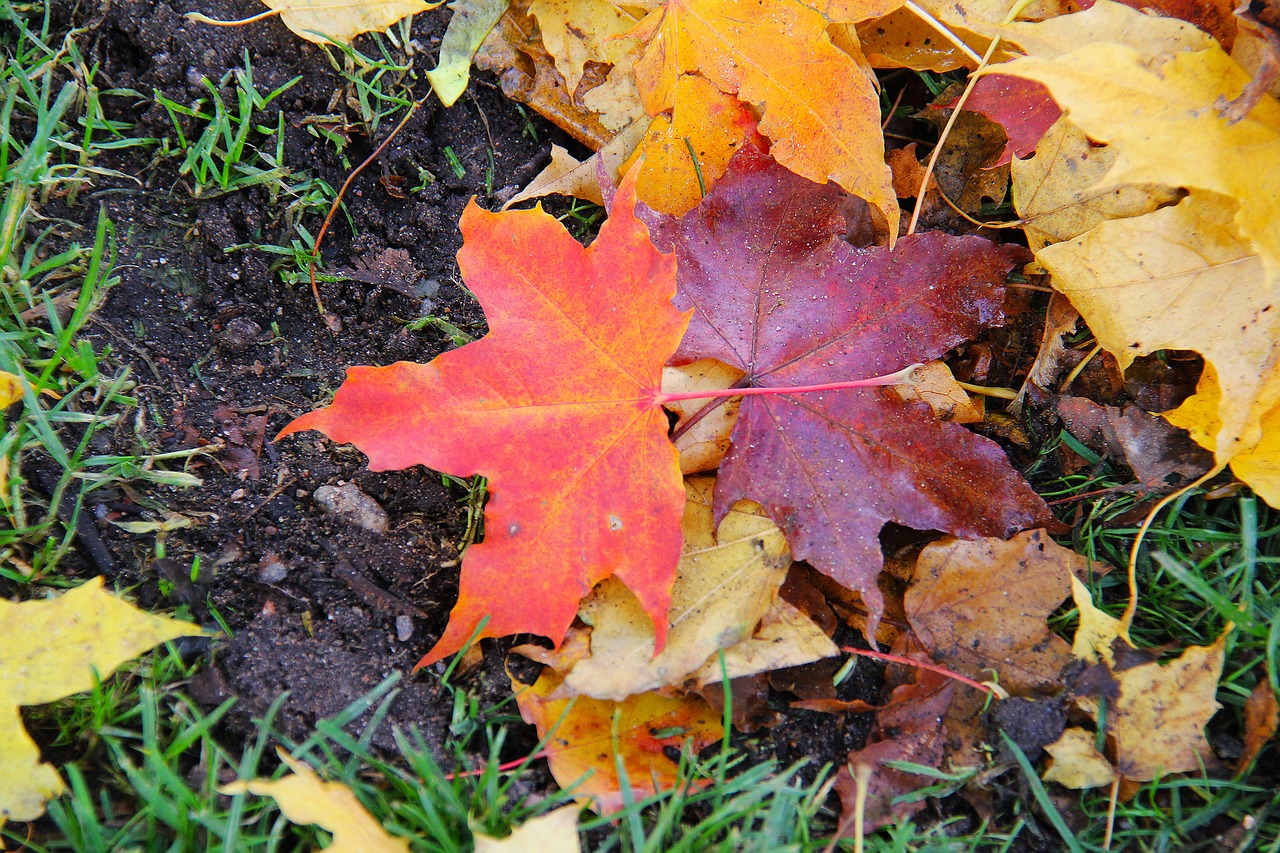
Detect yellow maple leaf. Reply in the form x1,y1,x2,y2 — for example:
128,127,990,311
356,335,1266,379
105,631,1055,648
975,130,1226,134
473,805,582,852
992,33,1280,280
1036,193,1279,491
628,0,899,234
625,74,758,215
256,0,439,44
221,749,410,852
1165,365,1280,507
1068,583,1229,782
0,578,206,822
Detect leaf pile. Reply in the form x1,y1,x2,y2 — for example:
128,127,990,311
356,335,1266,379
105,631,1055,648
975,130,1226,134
210,0,1280,831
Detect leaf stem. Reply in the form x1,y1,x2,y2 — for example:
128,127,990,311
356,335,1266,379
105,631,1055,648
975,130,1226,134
840,646,997,695
655,363,921,405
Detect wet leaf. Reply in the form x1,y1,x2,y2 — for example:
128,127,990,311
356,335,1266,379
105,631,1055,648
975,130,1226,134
1,578,205,821
221,750,410,852
1042,726,1116,789
662,359,744,474
513,668,723,812
280,167,689,665
647,146,1052,639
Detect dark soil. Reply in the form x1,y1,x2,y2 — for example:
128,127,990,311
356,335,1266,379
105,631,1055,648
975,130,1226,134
45,0,879,792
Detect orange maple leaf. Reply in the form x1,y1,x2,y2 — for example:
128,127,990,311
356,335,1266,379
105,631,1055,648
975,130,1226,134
279,169,690,666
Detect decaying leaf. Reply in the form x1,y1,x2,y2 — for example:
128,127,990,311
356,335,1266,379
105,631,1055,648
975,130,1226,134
476,1,619,147
513,668,723,812
648,145,1051,640
1038,194,1276,487
515,476,796,700
1,578,206,822
504,120,649,209
473,805,582,852
280,167,689,665
1068,582,1230,781
254,0,437,44
905,530,1099,693
888,360,983,424
1236,680,1280,775
993,2,1280,477
221,749,410,852
1056,396,1215,491
1011,118,1182,255
1107,631,1229,779
835,666,956,834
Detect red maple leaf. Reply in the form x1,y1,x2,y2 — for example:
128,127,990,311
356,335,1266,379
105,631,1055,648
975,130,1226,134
959,75,1061,167
645,146,1053,639
279,169,689,666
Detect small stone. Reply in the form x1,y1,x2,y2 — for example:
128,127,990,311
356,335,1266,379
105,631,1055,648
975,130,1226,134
312,482,390,532
217,316,262,353
395,615,413,642
257,556,288,584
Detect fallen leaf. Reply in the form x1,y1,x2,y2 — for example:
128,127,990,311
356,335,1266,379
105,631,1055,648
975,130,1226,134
473,805,582,852
854,5,976,72
1036,193,1277,477
1005,9,1272,461
661,359,744,474
1010,118,1182,256
628,0,900,237
1067,582,1229,780
1166,365,1280,507
1069,577,1130,667
513,668,723,812
280,167,689,665
427,0,511,107
690,596,838,687
993,0,1213,59
1019,291,1081,394
646,146,1052,639
888,360,983,424
476,2,617,147
1107,631,1229,779
504,120,649,208
1056,397,1215,491
1,578,206,822
517,476,794,700
221,749,410,852
962,75,1060,166
0,370,21,408
1106,0,1238,49
626,73,759,216
905,530,1098,693
835,666,955,834
1236,680,1279,775
1042,726,1116,789
256,0,437,43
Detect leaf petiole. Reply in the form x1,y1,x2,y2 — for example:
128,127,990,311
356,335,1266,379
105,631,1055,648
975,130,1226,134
654,363,921,405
